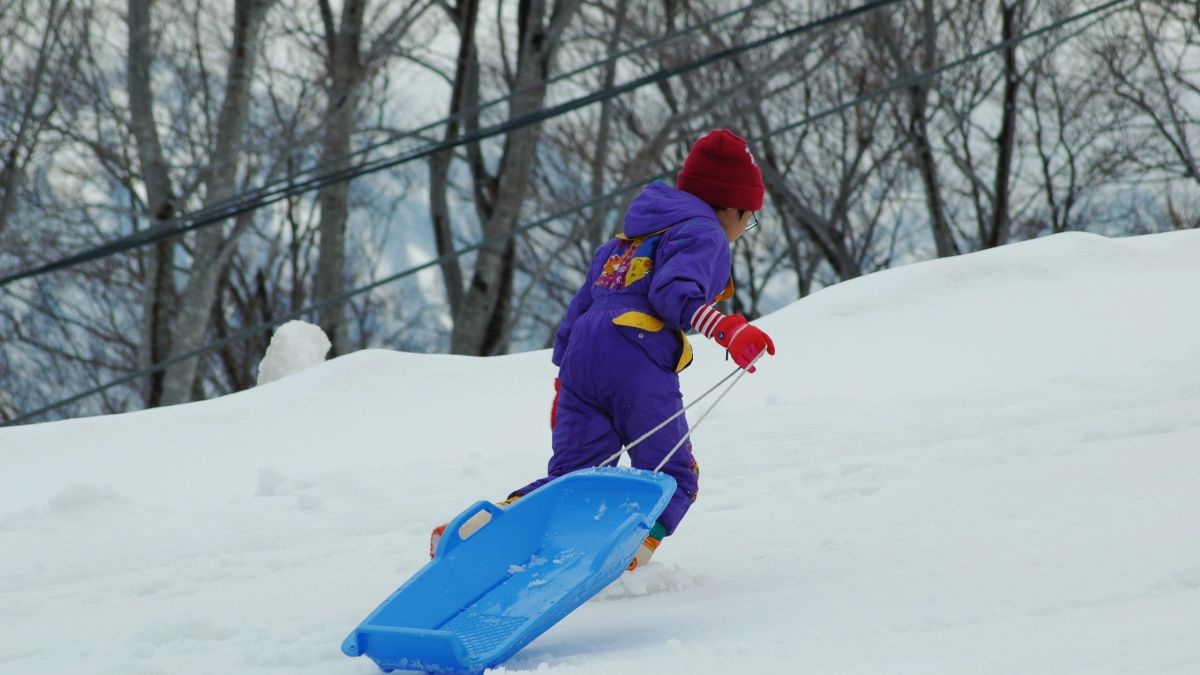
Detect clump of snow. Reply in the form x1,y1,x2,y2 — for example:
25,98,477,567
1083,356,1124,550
255,466,324,511
255,320,331,386
1162,567,1200,591
46,482,127,513
295,492,323,511
552,549,581,565
597,562,701,600
255,466,287,497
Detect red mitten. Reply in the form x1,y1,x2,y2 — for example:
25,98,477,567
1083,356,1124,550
723,319,775,372
550,377,562,429
693,306,776,373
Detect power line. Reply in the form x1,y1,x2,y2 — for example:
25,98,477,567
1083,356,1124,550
0,0,898,289
2,0,1134,427
59,0,779,276
280,0,777,189
760,0,1133,141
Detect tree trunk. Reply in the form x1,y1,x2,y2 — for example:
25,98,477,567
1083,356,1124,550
314,0,366,356
450,0,581,356
127,0,180,407
909,0,957,258
159,0,274,405
429,0,481,320
869,0,957,258
986,0,1021,249
585,0,629,253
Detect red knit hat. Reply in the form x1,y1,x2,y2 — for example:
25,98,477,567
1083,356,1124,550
676,129,765,211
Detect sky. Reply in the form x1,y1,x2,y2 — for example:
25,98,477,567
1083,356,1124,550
2,228,1199,674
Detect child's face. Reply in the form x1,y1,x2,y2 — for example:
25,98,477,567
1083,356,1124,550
715,207,754,242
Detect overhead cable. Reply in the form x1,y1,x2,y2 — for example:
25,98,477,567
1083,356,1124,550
1,0,1134,427
0,0,898,289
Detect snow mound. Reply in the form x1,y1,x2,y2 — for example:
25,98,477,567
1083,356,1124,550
3,230,1200,675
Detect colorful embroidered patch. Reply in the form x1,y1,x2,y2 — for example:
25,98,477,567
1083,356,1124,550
625,257,653,286
595,235,662,289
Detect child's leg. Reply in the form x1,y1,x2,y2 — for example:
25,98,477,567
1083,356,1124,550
510,380,622,497
616,382,699,536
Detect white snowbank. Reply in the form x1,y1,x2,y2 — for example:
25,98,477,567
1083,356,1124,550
2,230,1199,675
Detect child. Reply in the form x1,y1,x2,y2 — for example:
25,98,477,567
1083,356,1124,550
431,129,776,568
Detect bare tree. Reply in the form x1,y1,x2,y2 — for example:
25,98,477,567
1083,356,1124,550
1024,4,1135,238
864,0,959,257
427,0,482,322
311,0,433,356
1098,2,1200,192
0,0,86,237
748,9,906,288
126,0,279,406
986,0,1023,249
126,0,181,406
427,0,584,356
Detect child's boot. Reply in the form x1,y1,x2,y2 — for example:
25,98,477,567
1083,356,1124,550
627,522,669,571
429,495,521,558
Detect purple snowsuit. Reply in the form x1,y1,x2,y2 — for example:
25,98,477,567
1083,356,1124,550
515,183,732,535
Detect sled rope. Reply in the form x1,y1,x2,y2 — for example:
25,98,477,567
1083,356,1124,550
600,357,756,470
653,360,754,472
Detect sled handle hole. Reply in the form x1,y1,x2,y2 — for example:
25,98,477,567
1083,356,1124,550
456,508,494,541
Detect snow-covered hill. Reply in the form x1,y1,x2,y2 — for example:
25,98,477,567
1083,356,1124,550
3,230,1200,674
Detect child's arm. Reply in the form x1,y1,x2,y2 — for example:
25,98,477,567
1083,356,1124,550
646,220,731,330
552,241,613,366
649,220,775,372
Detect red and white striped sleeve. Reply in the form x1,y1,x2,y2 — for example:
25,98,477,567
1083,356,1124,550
690,304,725,338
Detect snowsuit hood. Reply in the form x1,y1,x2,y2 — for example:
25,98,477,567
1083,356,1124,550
621,182,718,238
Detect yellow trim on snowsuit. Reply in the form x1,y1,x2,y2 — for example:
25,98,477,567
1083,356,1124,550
612,311,694,373
612,311,665,332
714,277,735,303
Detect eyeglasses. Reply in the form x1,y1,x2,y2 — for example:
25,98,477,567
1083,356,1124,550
745,212,760,232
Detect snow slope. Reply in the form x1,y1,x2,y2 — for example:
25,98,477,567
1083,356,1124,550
3,230,1200,675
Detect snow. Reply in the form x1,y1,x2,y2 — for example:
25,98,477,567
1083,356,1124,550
256,320,332,386
3,230,1200,674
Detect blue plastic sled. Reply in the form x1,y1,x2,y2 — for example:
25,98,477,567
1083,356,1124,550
342,467,676,673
